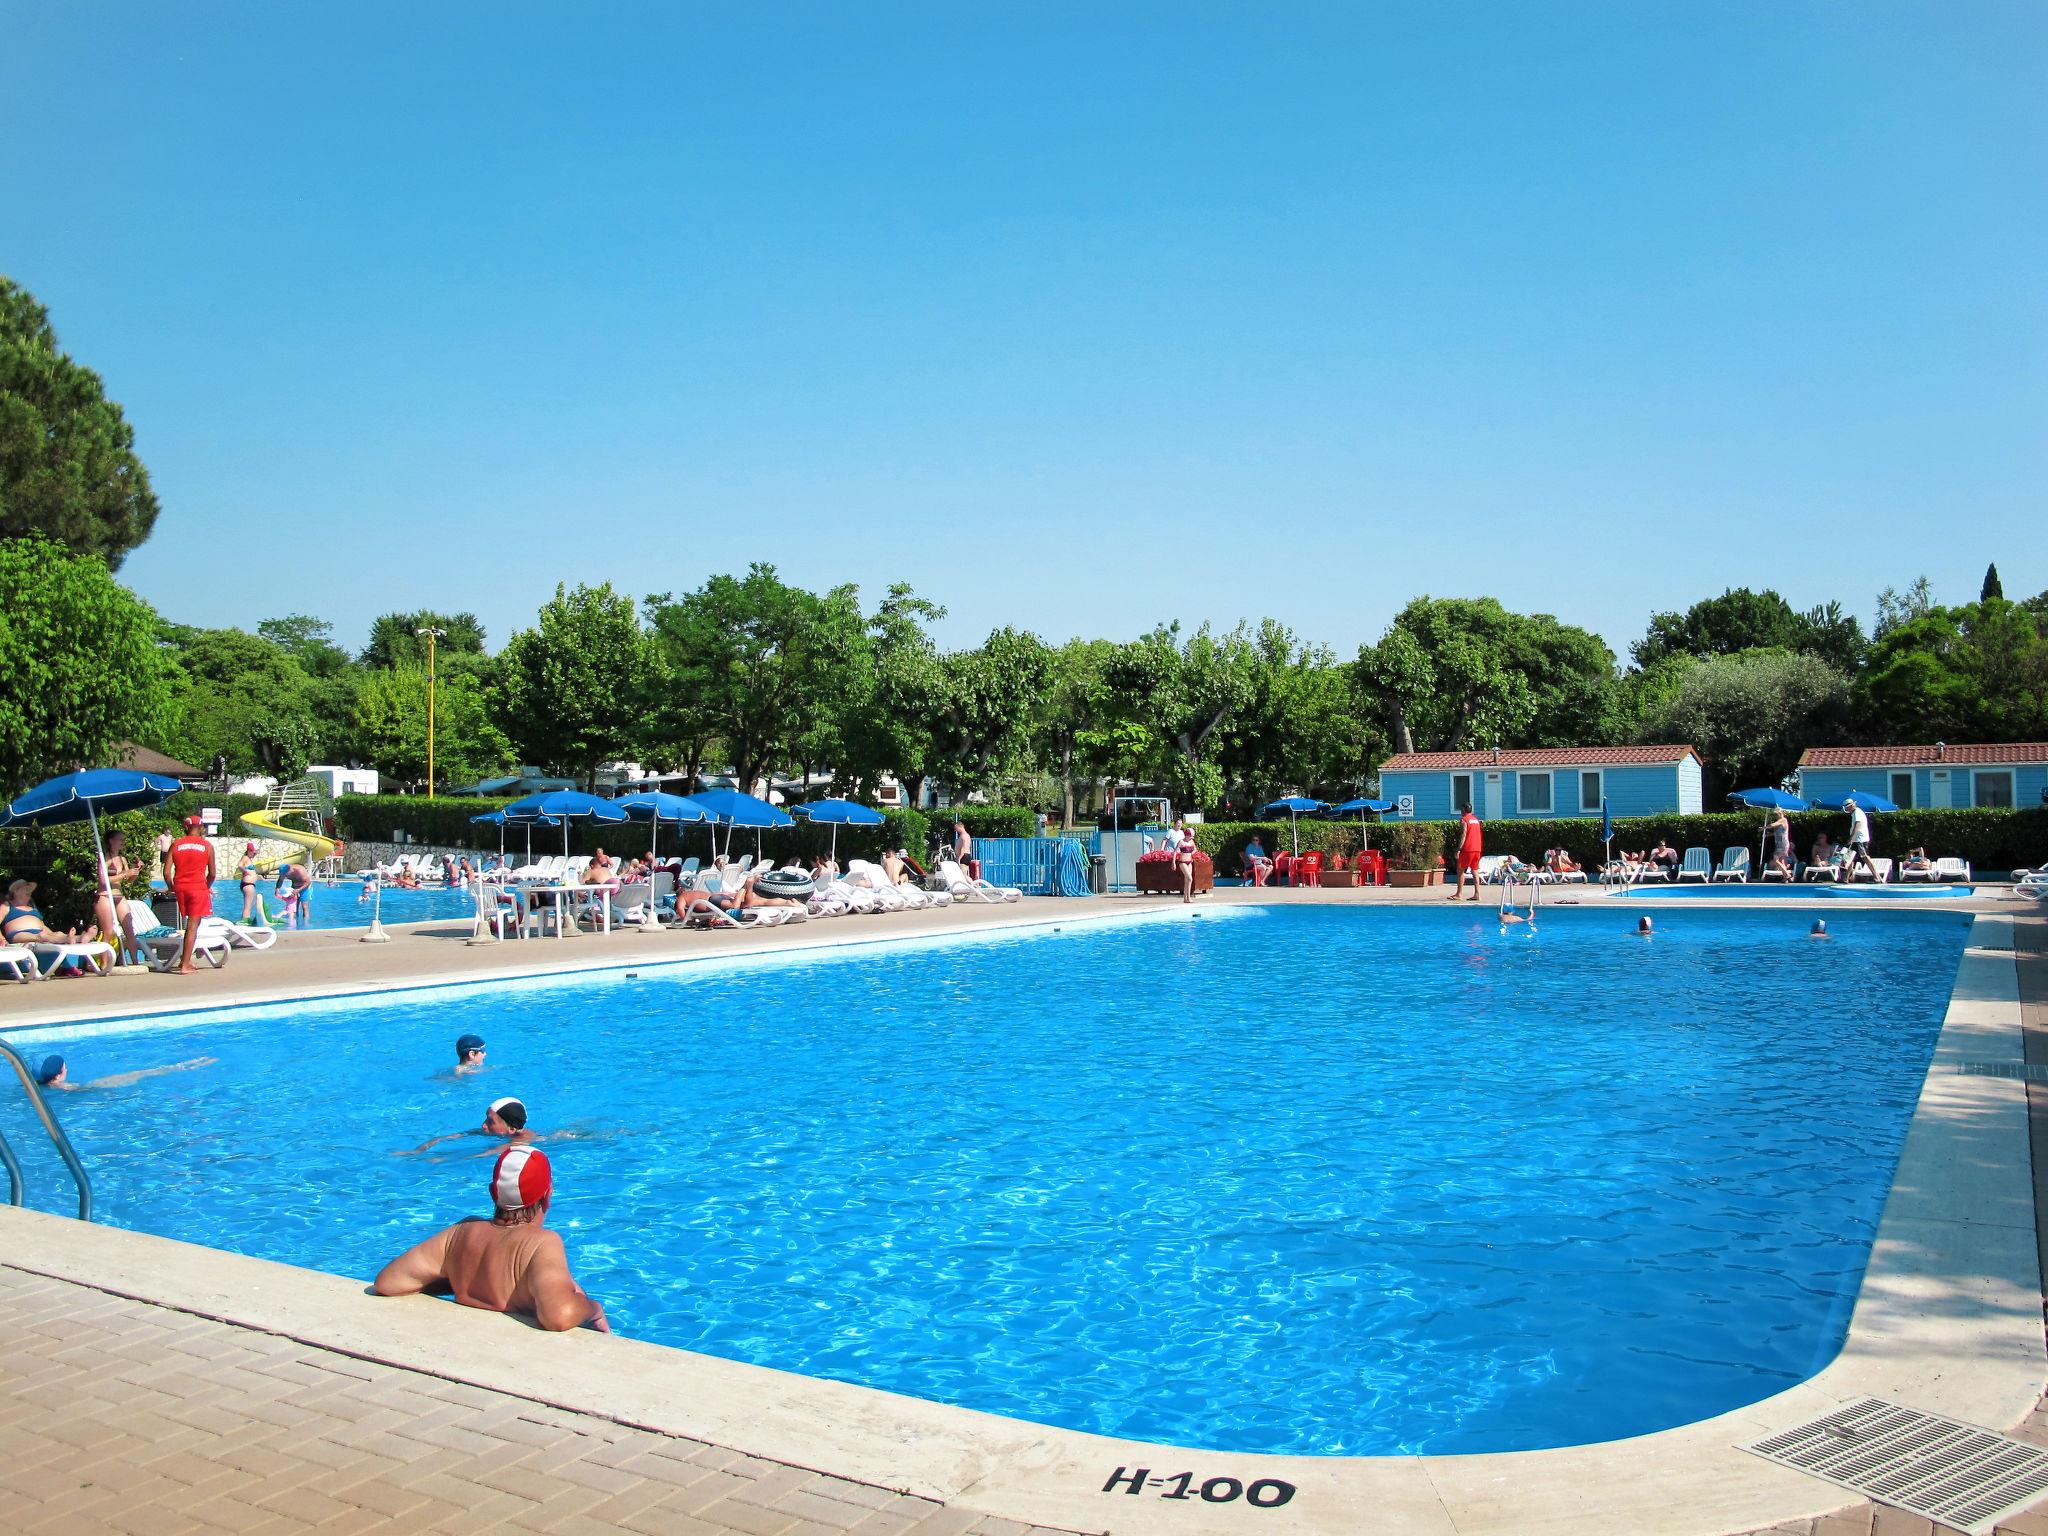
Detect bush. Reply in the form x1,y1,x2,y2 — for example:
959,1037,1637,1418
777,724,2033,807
1384,821,1455,871
928,805,1037,841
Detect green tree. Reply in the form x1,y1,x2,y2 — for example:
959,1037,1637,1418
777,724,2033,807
1644,649,1851,801
353,665,513,789
1874,576,1935,640
1356,598,1536,754
160,626,322,778
1107,622,1260,810
1982,563,2005,603
834,585,944,803
1035,637,1115,826
496,583,648,788
1633,588,1806,668
927,627,1054,796
1860,599,2048,743
642,565,866,792
0,536,171,796
1214,621,1372,806
257,614,352,677
0,279,159,566
360,611,488,670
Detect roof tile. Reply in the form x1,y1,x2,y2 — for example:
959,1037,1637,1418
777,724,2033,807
1379,745,1700,772
1797,742,2048,768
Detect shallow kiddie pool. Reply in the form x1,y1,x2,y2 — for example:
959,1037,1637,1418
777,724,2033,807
1,904,1970,1457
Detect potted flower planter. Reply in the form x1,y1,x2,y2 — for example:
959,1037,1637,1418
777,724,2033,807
1386,867,1441,888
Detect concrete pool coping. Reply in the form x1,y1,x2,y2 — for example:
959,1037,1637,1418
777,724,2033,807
0,899,2035,1535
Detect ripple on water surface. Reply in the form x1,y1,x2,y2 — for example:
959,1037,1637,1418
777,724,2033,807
2,903,1968,1454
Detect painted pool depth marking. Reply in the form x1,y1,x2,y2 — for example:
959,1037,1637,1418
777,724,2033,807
0,905,1968,1456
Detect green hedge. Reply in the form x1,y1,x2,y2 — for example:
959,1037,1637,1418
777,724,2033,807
1184,806,2047,877
931,806,1038,841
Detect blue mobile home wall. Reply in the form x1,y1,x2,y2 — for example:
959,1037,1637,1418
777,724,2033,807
1380,759,1701,822
1799,762,2048,812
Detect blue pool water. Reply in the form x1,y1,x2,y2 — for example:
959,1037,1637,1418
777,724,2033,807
1634,883,1974,899
2,904,1968,1455
166,878,477,929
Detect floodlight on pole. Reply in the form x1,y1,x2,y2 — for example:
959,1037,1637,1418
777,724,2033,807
415,627,447,798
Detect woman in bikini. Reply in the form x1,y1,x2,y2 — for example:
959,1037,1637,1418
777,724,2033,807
237,841,265,923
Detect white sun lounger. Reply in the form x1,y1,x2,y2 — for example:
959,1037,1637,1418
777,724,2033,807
1675,847,1712,882
1932,856,1971,882
937,859,1021,903
144,931,228,970
0,944,39,982
197,916,277,951
1711,847,1750,882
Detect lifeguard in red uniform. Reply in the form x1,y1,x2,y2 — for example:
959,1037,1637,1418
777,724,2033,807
165,816,217,973
1452,803,1483,903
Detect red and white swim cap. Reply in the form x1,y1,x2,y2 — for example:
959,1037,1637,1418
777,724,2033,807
490,1144,551,1210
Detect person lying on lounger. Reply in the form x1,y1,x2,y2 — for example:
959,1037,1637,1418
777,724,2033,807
3,881,106,975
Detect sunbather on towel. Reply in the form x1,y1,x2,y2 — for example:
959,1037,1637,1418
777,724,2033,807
1644,839,1680,877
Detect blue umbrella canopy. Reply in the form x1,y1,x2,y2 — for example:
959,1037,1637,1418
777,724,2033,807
1327,797,1393,814
0,768,183,829
1727,788,1810,811
789,798,885,862
689,788,793,829
614,790,713,870
1815,790,1898,813
1259,796,1327,815
499,790,625,862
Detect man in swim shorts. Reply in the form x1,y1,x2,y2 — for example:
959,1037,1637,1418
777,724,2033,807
373,1145,609,1332
1452,802,1484,902
165,816,217,974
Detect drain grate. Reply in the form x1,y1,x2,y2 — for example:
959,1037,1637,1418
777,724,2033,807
1956,1062,2048,1081
1745,1398,2048,1534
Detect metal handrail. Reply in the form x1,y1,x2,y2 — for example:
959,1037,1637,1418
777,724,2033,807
0,1041,94,1220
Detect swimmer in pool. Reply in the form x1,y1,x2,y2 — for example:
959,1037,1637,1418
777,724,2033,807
451,1034,488,1075
1500,908,1531,926
1808,919,1831,939
403,1096,536,1155
1635,916,1654,937
35,1054,216,1092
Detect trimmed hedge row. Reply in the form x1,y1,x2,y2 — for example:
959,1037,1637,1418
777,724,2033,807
932,805,1038,840
1189,807,2048,876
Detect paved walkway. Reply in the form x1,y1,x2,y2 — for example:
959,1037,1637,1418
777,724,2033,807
0,1262,1072,1536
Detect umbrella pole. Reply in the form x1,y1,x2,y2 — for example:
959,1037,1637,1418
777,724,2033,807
86,799,116,955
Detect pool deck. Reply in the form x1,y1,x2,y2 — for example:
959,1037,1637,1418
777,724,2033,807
1,888,2043,1536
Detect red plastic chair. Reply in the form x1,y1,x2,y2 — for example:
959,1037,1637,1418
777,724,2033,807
1294,852,1324,888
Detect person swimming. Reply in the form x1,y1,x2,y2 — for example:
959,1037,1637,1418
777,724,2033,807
452,1034,487,1075
403,1096,536,1156
1809,919,1831,939
36,1054,216,1092
1636,916,1654,936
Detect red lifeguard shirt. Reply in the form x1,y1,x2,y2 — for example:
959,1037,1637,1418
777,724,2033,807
1458,811,1483,858
167,834,213,888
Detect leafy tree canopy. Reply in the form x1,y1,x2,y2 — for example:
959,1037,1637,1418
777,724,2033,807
353,664,512,790
159,625,322,779
496,583,646,787
1983,563,2005,603
0,278,160,566
0,535,171,796
1643,649,1851,801
361,610,488,670
1859,599,2048,744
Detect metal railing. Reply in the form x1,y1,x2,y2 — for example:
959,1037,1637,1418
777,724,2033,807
0,1041,94,1220
968,838,1095,897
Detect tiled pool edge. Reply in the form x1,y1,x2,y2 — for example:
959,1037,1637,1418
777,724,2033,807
0,911,2033,1536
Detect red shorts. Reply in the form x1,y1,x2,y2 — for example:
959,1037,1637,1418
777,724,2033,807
174,884,212,918
1457,852,1482,872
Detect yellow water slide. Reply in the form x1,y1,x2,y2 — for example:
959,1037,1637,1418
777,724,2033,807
239,777,339,873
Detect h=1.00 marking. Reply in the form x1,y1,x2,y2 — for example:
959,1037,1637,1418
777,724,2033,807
1102,1467,1295,1508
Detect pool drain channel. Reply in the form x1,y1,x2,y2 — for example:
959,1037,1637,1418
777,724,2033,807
1744,1397,2048,1534
1955,1062,2048,1081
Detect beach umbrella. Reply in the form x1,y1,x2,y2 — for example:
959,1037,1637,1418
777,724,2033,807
1327,796,1392,853
0,768,184,919
688,787,794,860
501,790,627,862
1813,790,1898,813
790,797,884,863
1258,796,1328,857
614,791,711,868
469,809,508,863
1727,788,1811,873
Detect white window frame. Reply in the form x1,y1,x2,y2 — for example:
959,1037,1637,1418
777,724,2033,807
1887,771,1914,809
1973,769,2016,809
1577,768,1604,815
1516,770,1555,815
1450,772,1473,813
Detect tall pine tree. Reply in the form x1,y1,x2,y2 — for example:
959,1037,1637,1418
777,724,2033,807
1982,563,2005,602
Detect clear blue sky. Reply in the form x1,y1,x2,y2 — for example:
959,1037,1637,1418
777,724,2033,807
7,3,2043,661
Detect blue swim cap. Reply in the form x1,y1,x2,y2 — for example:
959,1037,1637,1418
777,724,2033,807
455,1033,485,1059
35,1055,63,1085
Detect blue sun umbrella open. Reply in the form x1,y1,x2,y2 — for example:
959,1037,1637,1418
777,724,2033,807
500,791,626,862
1259,796,1328,856
687,788,794,860
790,798,884,862
0,768,185,914
1327,796,1393,852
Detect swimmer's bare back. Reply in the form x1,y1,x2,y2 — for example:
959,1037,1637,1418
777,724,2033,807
375,1219,607,1332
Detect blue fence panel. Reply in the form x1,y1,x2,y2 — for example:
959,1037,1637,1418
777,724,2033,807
972,838,1095,897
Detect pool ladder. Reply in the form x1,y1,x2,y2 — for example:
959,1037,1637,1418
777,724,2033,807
0,1041,94,1220
1499,868,1541,919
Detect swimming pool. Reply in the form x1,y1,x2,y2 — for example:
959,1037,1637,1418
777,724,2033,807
1,904,1968,1456
165,878,477,929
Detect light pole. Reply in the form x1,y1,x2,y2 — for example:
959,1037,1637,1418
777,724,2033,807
415,626,447,797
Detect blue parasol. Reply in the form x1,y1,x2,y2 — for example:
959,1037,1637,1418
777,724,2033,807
1,768,185,917
614,791,712,870
1813,790,1898,813
790,798,885,862
689,787,794,859
1326,797,1393,852
500,790,625,862
1726,788,1810,811
1258,796,1327,857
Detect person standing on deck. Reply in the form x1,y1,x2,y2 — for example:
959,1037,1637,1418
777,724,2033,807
1452,803,1484,903
165,816,217,973
1843,799,1880,881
